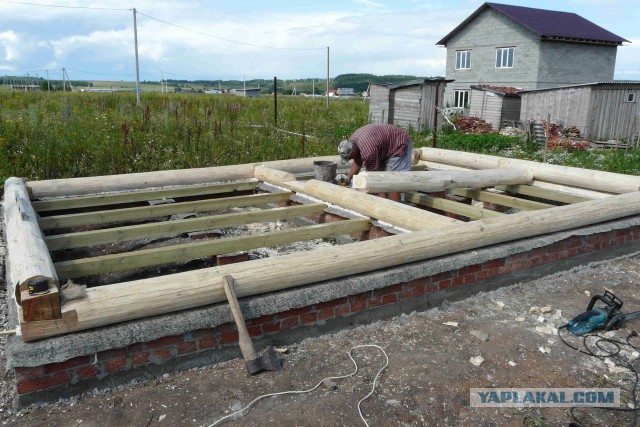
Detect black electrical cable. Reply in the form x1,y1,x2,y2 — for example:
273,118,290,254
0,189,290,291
558,326,640,427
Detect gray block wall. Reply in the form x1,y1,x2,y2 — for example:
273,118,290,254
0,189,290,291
536,42,617,88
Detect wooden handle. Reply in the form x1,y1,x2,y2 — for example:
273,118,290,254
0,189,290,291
222,275,258,361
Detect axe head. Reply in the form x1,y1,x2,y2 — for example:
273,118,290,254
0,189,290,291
245,346,282,375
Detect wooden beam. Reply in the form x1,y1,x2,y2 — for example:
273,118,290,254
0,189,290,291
38,192,292,230
527,180,614,200
452,188,553,211
352,169,533,193
54,218,371,279
27,156,343,199
420,147,640,194
495,184,593,204
45,203,327,251
291,179,459,231
405,192,504,219
25,190,640,341
253,166,297,186
31,181,258,212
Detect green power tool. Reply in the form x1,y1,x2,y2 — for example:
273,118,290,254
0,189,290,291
563,290,640,335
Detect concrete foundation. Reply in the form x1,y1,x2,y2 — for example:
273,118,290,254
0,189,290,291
6,215,640,406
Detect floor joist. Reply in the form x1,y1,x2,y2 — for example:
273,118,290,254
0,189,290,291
405,192,504,220
31,181,259,212
45,203,328,251
53,218,371,279
38,192,293,230
452,188,554,211
495,184,592,204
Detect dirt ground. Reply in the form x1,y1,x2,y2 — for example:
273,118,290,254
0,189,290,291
3,253,640,427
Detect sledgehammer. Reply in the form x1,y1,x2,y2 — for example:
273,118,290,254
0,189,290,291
222,275,282,374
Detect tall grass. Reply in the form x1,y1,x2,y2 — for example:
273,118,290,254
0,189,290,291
0,92,368,182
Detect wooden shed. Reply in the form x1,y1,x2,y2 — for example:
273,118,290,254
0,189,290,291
468,86,521,130
369,79,451,131
519,82,640,141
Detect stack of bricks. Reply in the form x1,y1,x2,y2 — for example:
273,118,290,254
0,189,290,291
13,224,640,401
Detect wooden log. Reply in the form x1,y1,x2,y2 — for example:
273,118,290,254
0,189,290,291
27,190,640,341
420,147,640,194
452,188,553,211
45,203,328,251
31,181,258,212
27,156,342,199
3,178,60,320
527,181,614,200
253,166,297,186
495,184,593,204
351,169,533,193
54,218,371,279
294,179,459,231
405,192,504,219
38,192,293,230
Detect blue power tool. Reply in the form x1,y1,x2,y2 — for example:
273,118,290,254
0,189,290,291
564,290,640,336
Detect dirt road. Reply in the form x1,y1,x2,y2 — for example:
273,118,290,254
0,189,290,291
3,253,640,427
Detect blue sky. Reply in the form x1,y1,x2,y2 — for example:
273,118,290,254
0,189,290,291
0,0,637,82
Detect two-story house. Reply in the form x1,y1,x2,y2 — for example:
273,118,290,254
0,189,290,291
436,2,628,108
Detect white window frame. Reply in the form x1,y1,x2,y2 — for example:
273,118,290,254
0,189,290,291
626,92,636,103
496,47,515,68
455,50,471,70
454,90,470,108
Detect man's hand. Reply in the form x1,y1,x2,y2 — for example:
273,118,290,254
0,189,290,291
335,174,350,186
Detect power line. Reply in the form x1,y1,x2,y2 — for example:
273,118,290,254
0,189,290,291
0,0,129,11
135,10,326,51
65,67,157,77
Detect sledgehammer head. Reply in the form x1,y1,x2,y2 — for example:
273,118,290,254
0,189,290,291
246,346,282,374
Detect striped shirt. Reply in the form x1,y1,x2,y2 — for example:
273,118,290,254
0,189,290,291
349,124,410,171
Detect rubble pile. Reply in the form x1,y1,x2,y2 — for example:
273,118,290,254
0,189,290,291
541,121,590,151
454,116,494,134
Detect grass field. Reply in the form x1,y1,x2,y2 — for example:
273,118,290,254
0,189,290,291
0,91,638,185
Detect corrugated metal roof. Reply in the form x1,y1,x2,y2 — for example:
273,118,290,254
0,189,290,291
371,78,452,90
519,81,640,94
436,2,629,46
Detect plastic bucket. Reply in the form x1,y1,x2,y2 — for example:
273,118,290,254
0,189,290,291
313,161,337,182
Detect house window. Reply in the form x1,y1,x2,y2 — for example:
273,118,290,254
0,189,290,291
626,92,636,103
456,50,471,70
454,90,470,108
496,47,515,68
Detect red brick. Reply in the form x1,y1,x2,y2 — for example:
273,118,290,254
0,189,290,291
199,337,219,350
130,352,150,366
567,248,578,257
335,304,351,316
246,315,274,326
220,331,239,344
350,301,367,312
438,280,451,290
476,270,488,281
462,274,476,285
15,366,44,380
276,306,312,319
349,293,369,304
146,335,183,349
382,294,397,305
45,356,92,374
398,290,412,301
432,271,452,282
452,276,464,287
426,284,438,292
152,347,174,360
97,349,126,362
376,283,402,297
316,298,348,311
301,312,318,324
177,341,197,355
104,356,126,373
402,278,427,290
367,296,384,308
17,371,71,394
459,264,482,276
262,321,282,334
485,268,499,278
126,343,146,355
76,364,99,380
248,325,262,337
411,286,426,298
281,316,299,330
217,253,250,265
215,322,236,334
318,308,334,320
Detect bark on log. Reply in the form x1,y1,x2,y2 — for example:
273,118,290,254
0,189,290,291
351,169,533,193
420,148,640,194
27,156,341,199
30,189,640,341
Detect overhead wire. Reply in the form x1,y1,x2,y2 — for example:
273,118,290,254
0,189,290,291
0,0,129,11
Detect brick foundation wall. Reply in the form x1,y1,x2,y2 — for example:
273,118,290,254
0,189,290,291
13,224,640,400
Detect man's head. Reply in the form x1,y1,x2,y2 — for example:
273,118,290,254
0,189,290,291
338,140,355,164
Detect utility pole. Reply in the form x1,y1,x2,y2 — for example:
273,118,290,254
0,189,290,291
243,74,246,96
273,76,278,127
326,46,330,108
133,8,141,105
62,68,66,92
161,70,165,94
